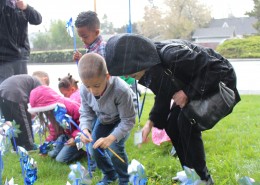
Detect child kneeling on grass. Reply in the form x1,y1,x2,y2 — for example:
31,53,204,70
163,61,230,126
28,85,85,163
78,53,136,185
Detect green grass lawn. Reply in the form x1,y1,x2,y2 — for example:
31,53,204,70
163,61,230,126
2,94,260,185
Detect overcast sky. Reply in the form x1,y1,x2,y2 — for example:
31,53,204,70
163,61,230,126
27,0,255,33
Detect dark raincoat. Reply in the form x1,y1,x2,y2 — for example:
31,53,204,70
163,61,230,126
105,33,240,129
105,33,241,181
0,1,42,61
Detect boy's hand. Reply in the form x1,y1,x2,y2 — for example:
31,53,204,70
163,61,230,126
80,129,92,144
16,0,28,10
66,138,75,146
73,50,82,62
142,120,154,143
93,135,116,149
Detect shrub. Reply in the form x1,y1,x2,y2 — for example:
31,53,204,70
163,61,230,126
216,36,260,58
29,48,86,63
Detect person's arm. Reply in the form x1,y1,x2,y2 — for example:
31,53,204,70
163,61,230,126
73,50,82,62
137,66,173,129
17,0,42,25
45,123,57,141
110,89,136,142
79,85,96,143
142,119,154,143
93,89,136,149
69,102,81,139
149,94,171,129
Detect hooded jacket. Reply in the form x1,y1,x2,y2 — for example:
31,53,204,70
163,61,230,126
105,33,240,129
28,86,81,140
0,2,42,61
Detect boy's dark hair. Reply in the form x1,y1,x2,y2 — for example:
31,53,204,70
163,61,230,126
75,11,100,30
58,73,79,89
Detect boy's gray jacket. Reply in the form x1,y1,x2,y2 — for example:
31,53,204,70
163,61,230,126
79,76,136,141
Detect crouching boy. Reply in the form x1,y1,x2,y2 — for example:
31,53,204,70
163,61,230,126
78,53,136,185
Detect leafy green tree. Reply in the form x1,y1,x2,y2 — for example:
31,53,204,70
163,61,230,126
246,0,260,33
32,32,51,50
49,20,75,49
32,19,83,51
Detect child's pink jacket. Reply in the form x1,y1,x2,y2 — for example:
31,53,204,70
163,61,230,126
28,86,81,141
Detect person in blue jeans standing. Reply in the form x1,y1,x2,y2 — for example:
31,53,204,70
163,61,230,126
78,53,136,185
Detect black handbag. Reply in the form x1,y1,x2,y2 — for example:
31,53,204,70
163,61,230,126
182,82,236,131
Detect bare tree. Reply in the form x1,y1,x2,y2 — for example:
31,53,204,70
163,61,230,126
137,5,164,40
138,0,211,40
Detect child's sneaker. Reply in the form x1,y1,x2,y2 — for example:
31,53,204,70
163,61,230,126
28,143,39,153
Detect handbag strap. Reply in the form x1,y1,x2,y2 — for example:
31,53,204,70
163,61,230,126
164,68,184,91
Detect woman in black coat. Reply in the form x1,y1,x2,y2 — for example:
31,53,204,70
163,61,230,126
105,33,240,184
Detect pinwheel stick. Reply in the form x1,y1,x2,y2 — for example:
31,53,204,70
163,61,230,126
69,118,125,163
107,147,125,163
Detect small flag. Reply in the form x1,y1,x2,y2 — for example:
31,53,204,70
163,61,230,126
66,18,74,38
65,17,77,64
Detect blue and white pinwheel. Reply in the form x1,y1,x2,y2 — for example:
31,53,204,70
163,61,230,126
18,146,37,185
66,17,77,63
0,121,21,153
0,150,3,185
74,135,84,150
4,177,17,185
32,116,45,145
128,159,147,185
67,162,92,185
0,120,21,183
4,121,21,138
173,166,201,185
53,105,71,130
53,105,103,155
238,176,258,185
39,141,53,155
66,17,74,38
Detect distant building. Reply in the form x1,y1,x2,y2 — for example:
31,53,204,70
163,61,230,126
192,17,258,49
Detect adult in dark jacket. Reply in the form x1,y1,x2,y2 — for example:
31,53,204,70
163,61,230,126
105,33,241,184
0,0,42,84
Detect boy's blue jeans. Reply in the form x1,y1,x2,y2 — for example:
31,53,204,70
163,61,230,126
92,119,129,185
48,134,84,163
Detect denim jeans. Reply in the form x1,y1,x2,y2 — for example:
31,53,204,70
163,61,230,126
48,134,84,163
87,142,97,171
87,119,98,171
92,119,129,184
